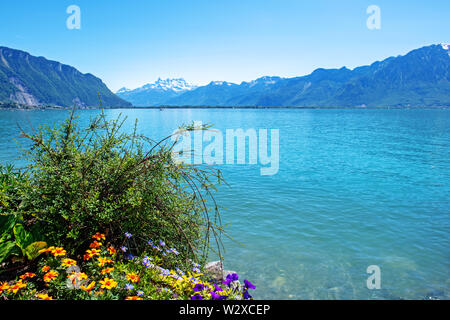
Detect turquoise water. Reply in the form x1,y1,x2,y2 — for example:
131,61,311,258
0,108,449,299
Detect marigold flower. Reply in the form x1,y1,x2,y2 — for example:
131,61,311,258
67,272,88,285
94,290,104,296
97,256,113,267
92,232,106,241
0,282,10,294
61,258,77,267
37,293,53,300
89,241,102,249
101,267,115,275
125,296,143,300
43,270,59,282
8,280,27,293
20,272,36,280
50,247,66,257
38,246,54,254
41,265,51,273
99,277,117,290
80,281,96,293
126,273,140,283
107,246,116,255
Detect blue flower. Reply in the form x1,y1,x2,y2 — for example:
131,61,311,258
243,290,252,300
125,284,134,290
124,232,132,238
137,290,144,296
120,246,128,252
147,240,154,246
192,267,200,273
191,294,203,300
213,283,223,292
171,248,179,255
223,273,239,286
244,279,256,290
159,240,166,247
193,284,205,292
127,253,134,260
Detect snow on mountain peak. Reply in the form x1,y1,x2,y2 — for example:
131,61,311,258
123,78,197,93
441,43,449,50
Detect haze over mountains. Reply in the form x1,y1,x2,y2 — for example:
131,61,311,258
0,44,449,108
117,44,450,108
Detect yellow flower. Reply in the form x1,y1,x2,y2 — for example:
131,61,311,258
92,232,106,241
41,265,50,273
43,270,59,282
50,247,66,257
61,258,77,267
38,246,54,254
80,281,96,293
20,272,36,280
0,282,10,294
125,296,143,300
99,277,117,290
126,273,140,283
37,293,53,300
97,256,113,267
8,280,26,293
101,267,114,275
89,241,102,249
84,248,101,261
107,246,116,255
67,272,88,285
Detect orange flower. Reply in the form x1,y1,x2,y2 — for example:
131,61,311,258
80,281,96,293
125,296,143,300
67,272,88,285
92,232,106,241
99,277,117,290
0,282,10,294
8,280,26,293
101,267,114,275
126,273,140,283
94,290,104,296
97,256,113,267
37,293,53,300
43,270,59,282
38,246,54,254
61,258,77,267
84,248,101,261
20,272,36,280
41,265,50,273
50,247,66,257
89,241,102,249
107,246,116,255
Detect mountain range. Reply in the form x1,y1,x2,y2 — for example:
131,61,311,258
0,46,130,108
0,44,449,108
117,44,450,108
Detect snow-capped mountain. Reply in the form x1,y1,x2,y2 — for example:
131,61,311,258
117,44,450,107
116,78,197,106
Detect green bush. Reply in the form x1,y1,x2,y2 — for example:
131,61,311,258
16,110,225,263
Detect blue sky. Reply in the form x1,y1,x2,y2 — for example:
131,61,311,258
0,0,448,91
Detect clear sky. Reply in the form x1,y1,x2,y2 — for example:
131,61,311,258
0,0,448,91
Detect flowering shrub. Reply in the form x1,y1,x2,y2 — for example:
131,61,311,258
0,232,255,300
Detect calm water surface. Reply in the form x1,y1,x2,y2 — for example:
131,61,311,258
0,108,449,299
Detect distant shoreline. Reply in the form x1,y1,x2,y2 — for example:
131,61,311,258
1,105,450,110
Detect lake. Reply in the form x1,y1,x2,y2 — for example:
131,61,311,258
0,108,449,299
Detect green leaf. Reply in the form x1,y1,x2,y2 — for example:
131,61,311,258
24,241,47,260
0,241,18,263
13,224,34,251
0,214,17,239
